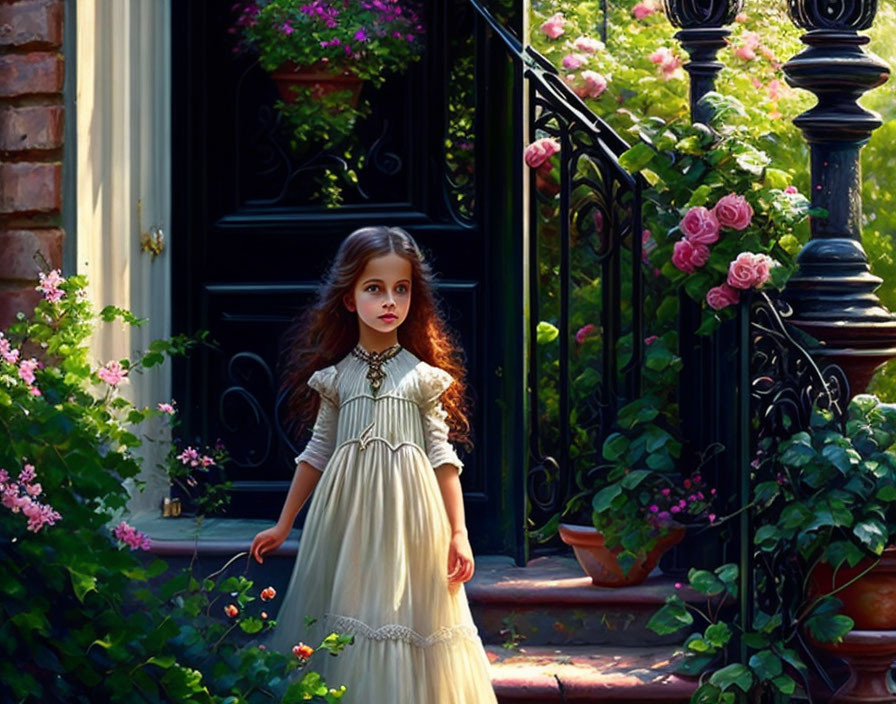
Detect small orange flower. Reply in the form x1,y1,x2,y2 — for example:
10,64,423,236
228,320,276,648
292,643,314,660
224,604,239,618
260,586,277,601
261,611,268,619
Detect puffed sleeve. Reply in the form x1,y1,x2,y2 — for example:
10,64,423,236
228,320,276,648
294,367,339,472
417,365,464,475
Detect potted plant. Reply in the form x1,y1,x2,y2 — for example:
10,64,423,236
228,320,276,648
646,395,896,701
555,392,717,587
233,0,425,206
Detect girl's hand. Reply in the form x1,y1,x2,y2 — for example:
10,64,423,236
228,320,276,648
251,523,291,564
447,529,475,589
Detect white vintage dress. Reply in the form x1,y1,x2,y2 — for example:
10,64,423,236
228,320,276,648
264,345,497,703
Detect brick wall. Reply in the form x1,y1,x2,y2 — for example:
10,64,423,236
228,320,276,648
0,0,65,330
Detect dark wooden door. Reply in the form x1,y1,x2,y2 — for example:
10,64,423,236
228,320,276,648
171,1,525,556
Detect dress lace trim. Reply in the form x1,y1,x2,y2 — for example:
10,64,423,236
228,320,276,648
325,613,480,649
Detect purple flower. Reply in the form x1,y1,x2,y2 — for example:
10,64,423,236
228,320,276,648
354,29,368,41
280,21,294,35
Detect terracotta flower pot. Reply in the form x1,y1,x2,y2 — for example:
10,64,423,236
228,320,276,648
810,547,896,630
269,61,364,108
558,522,686,588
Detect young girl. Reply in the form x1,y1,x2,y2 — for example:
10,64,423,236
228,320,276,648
250,226,497,703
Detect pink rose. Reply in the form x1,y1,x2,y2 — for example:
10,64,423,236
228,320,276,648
680,206,720,245
578,71,608,99
524,137,560,169
727,252,774,290
575,324,596,344
712,193,753,231
735,12,748,22
784,185,799,195
735,46,756,61
540,13,567,39
632,1,656,19
672,239,710,274
706,284,741,310
562,53,587,70
649,47,682,78
573,36,601,53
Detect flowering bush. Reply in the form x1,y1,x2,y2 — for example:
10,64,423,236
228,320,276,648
232,0,425,206
0,270,350,702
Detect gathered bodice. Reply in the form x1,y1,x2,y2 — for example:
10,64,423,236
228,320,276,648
295,347,465,474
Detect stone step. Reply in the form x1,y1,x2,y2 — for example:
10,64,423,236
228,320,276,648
487,644,697,703
468,555,703,647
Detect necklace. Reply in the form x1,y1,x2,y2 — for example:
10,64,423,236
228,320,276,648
351,342,402,394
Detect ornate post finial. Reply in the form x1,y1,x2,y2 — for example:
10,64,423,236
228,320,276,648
781,0,896,394
661,0,744,124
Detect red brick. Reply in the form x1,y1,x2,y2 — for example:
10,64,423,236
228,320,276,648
0,1,64,48
0,162,61,214
0,52,63,98
0,228,62,279
0,104,63,151
0,285,42,331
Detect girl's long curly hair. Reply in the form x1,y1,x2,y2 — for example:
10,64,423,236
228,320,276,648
280,226,473,453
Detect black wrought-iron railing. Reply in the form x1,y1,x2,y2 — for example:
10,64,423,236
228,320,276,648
469,0,646,545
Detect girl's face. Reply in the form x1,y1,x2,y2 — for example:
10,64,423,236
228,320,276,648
344,253,412,342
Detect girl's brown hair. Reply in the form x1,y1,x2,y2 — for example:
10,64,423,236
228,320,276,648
279,226,473,452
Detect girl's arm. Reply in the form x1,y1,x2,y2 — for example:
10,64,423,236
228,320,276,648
434,463,468,538
276,461,323,529
435,464,475,585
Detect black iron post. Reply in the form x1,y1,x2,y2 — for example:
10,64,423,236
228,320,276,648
782,0,896,395
661,0,743,124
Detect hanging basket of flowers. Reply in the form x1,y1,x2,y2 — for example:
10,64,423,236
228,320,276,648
233,0,425,205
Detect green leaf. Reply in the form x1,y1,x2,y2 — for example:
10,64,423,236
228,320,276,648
619,142,656,172
67,567,97,604
822,444,855,473
602,433,630,462
617,399,659,429
709,663,754,692
688,568,725,596
621,469,651,489
748,650,783,680
593,484,622,513
853,518,887,555
536,321,559,345
772,674,796,695
646,597,693,635
806,597,854,644
705,623,732,648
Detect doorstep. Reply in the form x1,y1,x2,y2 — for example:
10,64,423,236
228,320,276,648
127,511,302,557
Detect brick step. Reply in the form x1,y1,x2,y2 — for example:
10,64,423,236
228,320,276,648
488,644,697,703
468,555,703,647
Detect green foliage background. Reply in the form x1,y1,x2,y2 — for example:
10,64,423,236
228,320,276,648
531,0,896,397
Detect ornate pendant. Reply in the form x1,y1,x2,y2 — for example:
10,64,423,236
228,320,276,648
351,342,402,395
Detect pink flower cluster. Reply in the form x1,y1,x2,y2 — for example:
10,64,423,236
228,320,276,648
97,360,128,387
632,0,659,20
734,31,761,61
158,400,177,415
573,36,601,53
649,47,681,80
1,463,62,533
178,447,216,469
113,520,151,551
1,335,42,396
540,13,567,39
672,193,754,274
645,473,715,530
574,70,608,99
524,137,560,169
36,269,65,303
